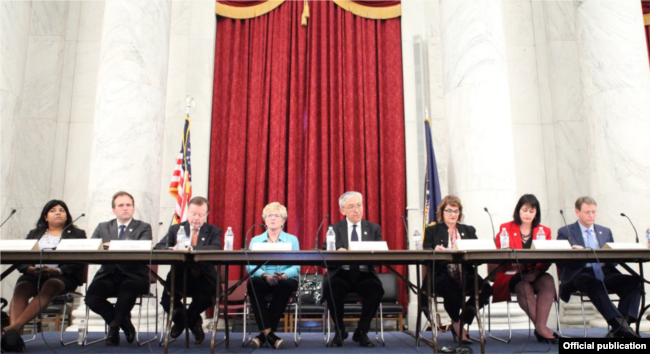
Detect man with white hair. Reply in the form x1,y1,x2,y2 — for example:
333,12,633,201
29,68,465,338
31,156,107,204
322,191,384,348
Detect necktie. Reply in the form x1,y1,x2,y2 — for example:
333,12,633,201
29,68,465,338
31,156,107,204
586,229,604,280
192,229,199,246
118,225,125,240
191,228,199,247
350,224,360,280
351,225,359,242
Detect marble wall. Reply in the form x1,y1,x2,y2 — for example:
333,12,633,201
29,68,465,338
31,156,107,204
1,0,650,331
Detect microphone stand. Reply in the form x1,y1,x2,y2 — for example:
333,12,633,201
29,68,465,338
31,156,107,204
620,213,648,334
0,209,16,229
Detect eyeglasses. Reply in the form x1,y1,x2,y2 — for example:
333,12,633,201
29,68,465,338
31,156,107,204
266,214,282,219
189,213,208,218
444,209,460,215
345,204,363,211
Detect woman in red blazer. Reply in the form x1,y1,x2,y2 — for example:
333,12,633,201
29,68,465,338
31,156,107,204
492,194,558,343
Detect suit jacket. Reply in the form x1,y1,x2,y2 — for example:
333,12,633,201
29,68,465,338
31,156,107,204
556,221,619,302
326,219,383,279
423,222,477,277
154,221,222,287
90,219,152,285
492,221,552,302
17,227,87,286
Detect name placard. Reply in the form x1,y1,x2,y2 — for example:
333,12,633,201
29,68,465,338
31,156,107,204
455,239,497,251
602,242,647,250
348,241,389,251
0,239,38,251
531,240,572,250
109,240,152,251
56,239,103,251
251,242,292,251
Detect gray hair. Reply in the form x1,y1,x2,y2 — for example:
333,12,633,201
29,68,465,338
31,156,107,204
338,191,363,208
575,196,597,211
262,202,288,222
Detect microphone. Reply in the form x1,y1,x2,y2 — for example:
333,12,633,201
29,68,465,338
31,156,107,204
0,209,17,229
401,215,409,249
484,207,496,240
559,210,575,246
243,223,265,250
59,213,85,235
620,213,640,244
314,214,329,250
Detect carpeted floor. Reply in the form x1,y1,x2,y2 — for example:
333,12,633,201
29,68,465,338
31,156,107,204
15,328,649,354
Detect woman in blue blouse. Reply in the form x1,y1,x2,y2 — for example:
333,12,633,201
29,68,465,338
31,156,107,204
246,202,300,350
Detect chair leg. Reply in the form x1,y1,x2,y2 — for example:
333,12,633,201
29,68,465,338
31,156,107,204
488,299,512,343
580,293,588,338
136,294,158,346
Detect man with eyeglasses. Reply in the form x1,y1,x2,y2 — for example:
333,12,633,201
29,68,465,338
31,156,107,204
322,191,384,348
154,196,222,345
557,196,641,338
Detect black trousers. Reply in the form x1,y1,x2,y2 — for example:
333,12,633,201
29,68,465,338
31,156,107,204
562,268,642,321
421,273,492,324
247,277,298,332
322,270,384,333
85,271,149,328
160,268,216,328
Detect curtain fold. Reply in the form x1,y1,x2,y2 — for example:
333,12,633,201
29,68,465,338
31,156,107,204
210,0,407,309
641,0,650,67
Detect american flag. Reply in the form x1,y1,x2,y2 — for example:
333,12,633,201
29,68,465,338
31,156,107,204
169,114,192,224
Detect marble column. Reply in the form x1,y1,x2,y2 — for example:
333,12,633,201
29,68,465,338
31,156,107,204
0,1,31,234
439,0,519,330
439,0,517,234
11,0,70,232
575,0,650,330
0,0,32,301
82,0,172,330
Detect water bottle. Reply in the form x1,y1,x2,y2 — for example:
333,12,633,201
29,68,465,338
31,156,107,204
176,226,189,250
535,227,546,241
224,227,234,251
77,319,86,345
499,228,509,249
326,227,336,251
646,228,650,249
413,229,423,250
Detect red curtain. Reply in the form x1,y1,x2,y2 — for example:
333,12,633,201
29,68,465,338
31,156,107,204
641,0,650,66
209,0,406,307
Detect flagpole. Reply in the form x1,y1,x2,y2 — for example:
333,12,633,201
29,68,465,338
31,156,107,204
185,95,195,115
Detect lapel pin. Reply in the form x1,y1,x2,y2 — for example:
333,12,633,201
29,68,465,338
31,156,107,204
67,230,71,233
364,231,367,235
201,238,205,241
461,233,465,236
514,233,517,236
129,228,132,232
599,231,602,234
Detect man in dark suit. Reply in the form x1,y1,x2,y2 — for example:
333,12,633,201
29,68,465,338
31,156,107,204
154,196,222,345
85,191,153,346
322,191,384,348
557,196,641,338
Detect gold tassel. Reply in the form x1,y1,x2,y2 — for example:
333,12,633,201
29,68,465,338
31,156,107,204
301,0,310,27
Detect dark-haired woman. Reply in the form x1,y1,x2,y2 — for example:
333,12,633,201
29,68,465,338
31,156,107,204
422,195,492,344
2,200,85,351
492,194,558,343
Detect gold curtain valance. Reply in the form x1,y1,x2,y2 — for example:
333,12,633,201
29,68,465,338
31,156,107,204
216,1,285,20
333,0,401,20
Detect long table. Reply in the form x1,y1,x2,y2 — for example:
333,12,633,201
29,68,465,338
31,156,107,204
2,249,649,354
0,250,188,354
457,249,650,354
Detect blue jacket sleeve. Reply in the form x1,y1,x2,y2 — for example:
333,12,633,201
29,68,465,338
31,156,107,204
282,236,301,279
